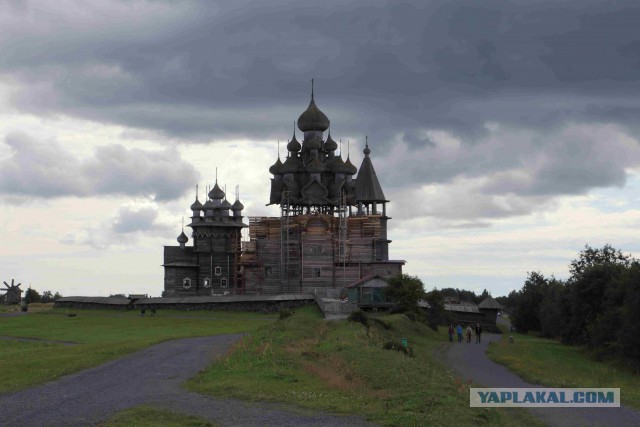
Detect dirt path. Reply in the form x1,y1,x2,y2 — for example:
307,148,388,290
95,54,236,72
438,332,640,426
0,334,374,426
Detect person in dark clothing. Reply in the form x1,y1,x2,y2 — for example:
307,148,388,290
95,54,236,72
448,324,454,342
476,324,482,343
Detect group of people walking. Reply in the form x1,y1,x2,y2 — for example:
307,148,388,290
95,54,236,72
448,323,482,343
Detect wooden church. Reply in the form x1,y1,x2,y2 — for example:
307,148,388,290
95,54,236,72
163,87,404,296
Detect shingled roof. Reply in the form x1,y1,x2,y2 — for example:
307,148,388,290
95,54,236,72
56,296,131,305
478,296,503,310
355,143,387,202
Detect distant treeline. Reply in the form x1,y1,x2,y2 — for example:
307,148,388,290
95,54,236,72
439,287,491,304
24,289,62,303
498,245,640,371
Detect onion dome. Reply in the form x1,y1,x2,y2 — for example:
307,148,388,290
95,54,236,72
221,198,232,210
269,157,283,175
329,155,350,174
307,157,325,173
345,157,357,175
177,231,188,244
324,132,338,152
208,182,225,200
297,86,329,132
287,134,301,153
202,199,215,211
363,144,371,156
190,197,202,211
281,155,301,174
231,199,244,211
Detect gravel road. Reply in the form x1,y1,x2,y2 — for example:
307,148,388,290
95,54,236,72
0,334,374,426
439,331,640,426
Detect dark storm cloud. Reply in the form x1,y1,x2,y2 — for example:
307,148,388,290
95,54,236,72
3,0,640,220
4,0,640,138
0,132,199,200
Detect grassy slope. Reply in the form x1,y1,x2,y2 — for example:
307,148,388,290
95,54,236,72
0,308,275,393
487,324,640,410
187,307,540,426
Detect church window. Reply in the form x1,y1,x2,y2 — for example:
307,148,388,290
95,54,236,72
215,266,222,276
313,267,321,277
183,277,192,289
203,278,210,288
221,278,228,288
265,267,272,277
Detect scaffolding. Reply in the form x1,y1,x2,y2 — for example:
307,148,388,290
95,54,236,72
337,191,348,262
337,190,348,287
279,191,302,293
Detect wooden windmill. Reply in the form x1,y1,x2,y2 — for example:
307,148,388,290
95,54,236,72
1,279,23,305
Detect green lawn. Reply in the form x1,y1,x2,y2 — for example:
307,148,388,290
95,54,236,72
98,405,218,427
487,325,640,410
187,306,540,426
0,308,276,393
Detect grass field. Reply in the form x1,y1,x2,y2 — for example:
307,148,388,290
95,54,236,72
99,405,217,427
187,306,540,426
487,322,640,410
0,302,53,313
0,307,275,393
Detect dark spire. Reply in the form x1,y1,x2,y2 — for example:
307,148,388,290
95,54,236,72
221,185,232,209
190,184,203,211
344,140,357,174
287,121,301,152
355,142,387,202
232,185,244,211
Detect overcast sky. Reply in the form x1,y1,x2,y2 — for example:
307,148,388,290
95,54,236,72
1,0,640,297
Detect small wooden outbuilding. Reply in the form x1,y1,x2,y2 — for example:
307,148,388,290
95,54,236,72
345,275,392,310
444,303,484,326
478,296,503,325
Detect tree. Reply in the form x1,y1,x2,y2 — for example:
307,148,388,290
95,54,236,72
24,287,41,304
565,245,633,346
384,274,426,313
506,244,640,367
439,287,483,304
41,291,54,303
424,288,446,330
538,278,569,339
512,271,548,333
618,264,640,371
569,244,632,278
